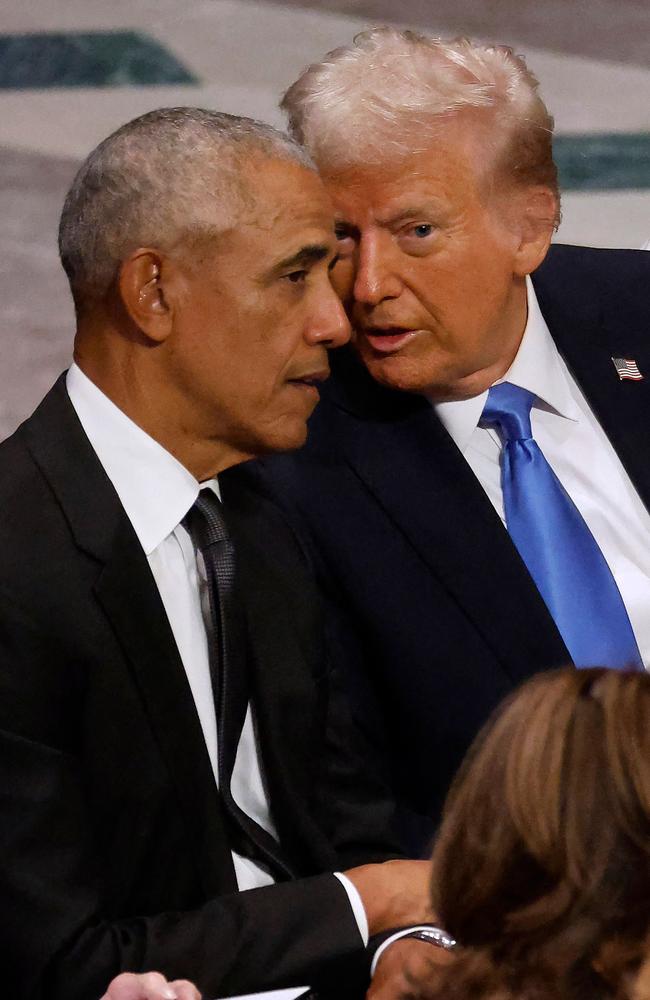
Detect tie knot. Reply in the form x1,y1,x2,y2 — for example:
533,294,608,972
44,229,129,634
184,489,230,549
481,382,536,442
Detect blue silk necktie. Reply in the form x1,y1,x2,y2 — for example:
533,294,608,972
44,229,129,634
481,382,642,669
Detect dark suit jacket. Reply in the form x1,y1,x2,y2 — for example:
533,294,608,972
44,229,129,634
0,376,405,1000
244,245,650,854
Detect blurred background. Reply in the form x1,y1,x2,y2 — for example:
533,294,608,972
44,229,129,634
1,0,649,439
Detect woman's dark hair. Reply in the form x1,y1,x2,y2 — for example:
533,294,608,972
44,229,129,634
422,668,650,1000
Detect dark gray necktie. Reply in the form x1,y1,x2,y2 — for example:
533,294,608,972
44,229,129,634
184,489,295,880
187,490,235,703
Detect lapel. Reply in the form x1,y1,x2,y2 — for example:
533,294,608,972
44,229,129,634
533,246,650,512
221,483,324,849
23,376,237,895
322,351,570,683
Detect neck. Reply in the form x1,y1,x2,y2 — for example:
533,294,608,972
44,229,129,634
73,333,250,481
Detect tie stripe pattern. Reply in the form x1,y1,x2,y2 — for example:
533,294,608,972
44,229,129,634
184,489,295,880
190,490,235,692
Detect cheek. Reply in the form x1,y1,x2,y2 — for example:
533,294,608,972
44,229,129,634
330,258,355,305
417,253,502,329
239,334,301,406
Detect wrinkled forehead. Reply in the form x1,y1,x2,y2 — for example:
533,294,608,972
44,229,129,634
235,154,336,235
318,110,510,216
321,138,494,224
187,156,337,277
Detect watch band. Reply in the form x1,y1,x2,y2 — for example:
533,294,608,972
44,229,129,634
370,924,456,976
399,927,456,949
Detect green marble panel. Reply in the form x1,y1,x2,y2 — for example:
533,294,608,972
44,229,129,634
555,132,650,191
0,31,198,88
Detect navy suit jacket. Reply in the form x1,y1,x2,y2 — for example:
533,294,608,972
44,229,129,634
242,245,650,853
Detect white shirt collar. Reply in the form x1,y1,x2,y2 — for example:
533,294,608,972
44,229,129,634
435,276,580,453
66,362,220,555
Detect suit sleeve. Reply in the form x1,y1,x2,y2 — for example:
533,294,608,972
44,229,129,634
314,641,408,870
0,591,366,1000
320,587,437,857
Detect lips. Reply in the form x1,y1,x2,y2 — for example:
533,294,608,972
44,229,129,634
286,369,329,395
362,327,419,354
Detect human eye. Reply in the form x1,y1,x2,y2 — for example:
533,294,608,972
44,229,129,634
402,221,436,240
334,223,356,257
398,221,438,254
284,269,308,284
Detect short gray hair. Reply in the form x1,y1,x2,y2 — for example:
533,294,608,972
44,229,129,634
59,107,314,310
282,28,559,223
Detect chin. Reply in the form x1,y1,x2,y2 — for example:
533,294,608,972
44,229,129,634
364,353,438,395
258,420,309,456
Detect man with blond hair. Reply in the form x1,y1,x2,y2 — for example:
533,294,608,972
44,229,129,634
249,29,650,853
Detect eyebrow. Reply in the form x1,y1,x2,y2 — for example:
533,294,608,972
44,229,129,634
335,203,444,232
379,204,442,226
273,244,331,273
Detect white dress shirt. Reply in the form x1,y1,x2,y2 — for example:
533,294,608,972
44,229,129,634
66,364,367,941
435,277,650,666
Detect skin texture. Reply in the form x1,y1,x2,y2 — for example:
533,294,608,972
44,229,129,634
74,156,350,481
99,972,201,1000
345,859,434,934
323,123,556,402
368,939,456,1000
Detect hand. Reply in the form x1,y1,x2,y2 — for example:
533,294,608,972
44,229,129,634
343,859,434,935
99,972,201,1000
367,938,455,999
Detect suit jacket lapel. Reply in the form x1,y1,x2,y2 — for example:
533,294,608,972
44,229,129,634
533,250,650,512
24,376,237,895
234,532,315,809
94,528,238,894
221,492,328,863
324,353,570,684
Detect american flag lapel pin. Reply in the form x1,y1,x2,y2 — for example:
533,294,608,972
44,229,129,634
611,357,644,382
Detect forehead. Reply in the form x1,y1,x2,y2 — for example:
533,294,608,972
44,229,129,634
322,128,488,223
234,157,336,249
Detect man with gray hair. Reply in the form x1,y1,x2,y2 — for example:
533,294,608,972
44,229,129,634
0,106,436,1000
251,28,650,856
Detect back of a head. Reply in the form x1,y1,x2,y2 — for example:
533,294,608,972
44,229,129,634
422,668,650,1000
58,106,313,316
282,27,559,223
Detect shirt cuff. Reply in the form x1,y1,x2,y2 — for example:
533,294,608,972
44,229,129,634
370,925,455,976
333,872,369,946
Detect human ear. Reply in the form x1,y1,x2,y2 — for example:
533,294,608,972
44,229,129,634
118,249,173,343
512,186,559,277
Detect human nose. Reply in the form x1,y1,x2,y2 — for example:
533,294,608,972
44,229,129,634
353,232,402,306
305,281,351,348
